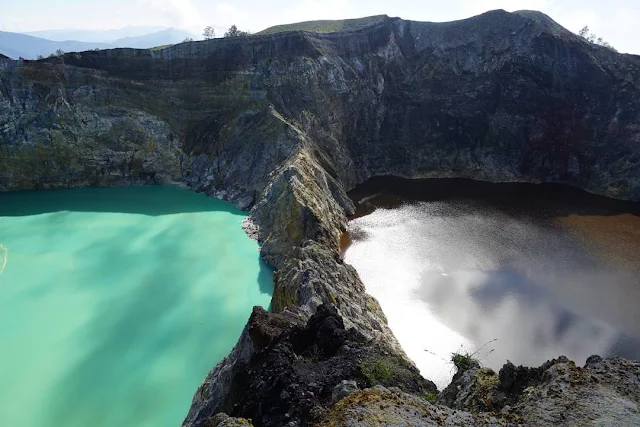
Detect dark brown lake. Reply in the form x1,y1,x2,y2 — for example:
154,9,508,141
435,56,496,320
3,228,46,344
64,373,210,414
343,177,640,389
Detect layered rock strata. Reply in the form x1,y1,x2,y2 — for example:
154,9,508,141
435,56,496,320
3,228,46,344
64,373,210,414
1,9,640,426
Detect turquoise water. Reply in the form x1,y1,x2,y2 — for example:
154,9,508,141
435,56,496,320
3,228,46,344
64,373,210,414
0,185,273,427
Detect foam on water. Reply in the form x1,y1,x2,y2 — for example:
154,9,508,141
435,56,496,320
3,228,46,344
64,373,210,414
0,185,273,427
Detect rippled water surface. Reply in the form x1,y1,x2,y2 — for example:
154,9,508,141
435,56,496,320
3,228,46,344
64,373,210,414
0,185,273,427
343,178,640,389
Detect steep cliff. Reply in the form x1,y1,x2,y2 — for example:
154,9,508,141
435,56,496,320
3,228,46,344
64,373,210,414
1,9,640,426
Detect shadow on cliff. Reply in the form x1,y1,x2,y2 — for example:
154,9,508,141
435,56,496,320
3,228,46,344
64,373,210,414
257,259,275,306
0,185,243,216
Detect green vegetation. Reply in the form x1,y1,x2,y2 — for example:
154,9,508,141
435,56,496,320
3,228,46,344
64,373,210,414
150,44,173,51
451,351,476,373
450,339,497,374
360,359,392,386
203,26,215,40
423,392,438,403
47,49,64,58
224,25,251,37
578,26,616,51
257,15,388,35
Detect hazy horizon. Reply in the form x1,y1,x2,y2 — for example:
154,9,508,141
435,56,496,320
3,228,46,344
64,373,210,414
1,0,639,54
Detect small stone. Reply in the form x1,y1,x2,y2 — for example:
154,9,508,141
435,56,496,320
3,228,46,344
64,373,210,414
332,380,360,403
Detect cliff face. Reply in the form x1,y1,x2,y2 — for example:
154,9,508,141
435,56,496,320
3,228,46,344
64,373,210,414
2,9,640,426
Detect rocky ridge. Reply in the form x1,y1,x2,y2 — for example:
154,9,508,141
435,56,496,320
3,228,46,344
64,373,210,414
1,9,640,426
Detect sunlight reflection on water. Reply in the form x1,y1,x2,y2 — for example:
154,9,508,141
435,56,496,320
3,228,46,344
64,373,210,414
344,200,640,389
0,244,7,275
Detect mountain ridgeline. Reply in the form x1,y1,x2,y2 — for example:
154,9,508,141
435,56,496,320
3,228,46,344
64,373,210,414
1,10,640,426
0,28,195,59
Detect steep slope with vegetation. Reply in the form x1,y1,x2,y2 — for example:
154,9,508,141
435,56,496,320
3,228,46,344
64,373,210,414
1,10,640,426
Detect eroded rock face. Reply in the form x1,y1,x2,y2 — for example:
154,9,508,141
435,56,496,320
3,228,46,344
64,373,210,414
183,304,435,427
439,356,640,426
2,9,640,427
320,386,505,426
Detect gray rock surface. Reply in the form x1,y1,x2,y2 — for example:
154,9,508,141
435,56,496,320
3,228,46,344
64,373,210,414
439,356,640,426
1,9,639,427
320,386,505,426
202,413,253,427
332,380,360,403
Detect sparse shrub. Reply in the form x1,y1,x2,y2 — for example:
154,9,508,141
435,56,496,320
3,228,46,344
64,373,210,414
578,26,616,51
360,359,392,386
224,24,251,37
451,351,476,373
423,392,438,403
202,26,215,40
449,339,497,374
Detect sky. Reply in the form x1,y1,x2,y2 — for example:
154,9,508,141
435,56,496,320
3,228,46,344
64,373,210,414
1,0,639,54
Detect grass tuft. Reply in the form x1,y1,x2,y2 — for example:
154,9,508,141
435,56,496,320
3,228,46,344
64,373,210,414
423,392,439,403
449,339,498,374
360,359,392,386
451,351,476,373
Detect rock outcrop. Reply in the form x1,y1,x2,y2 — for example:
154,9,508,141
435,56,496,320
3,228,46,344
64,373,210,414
183,304,435,427
1,9,640,426
439,355,640,426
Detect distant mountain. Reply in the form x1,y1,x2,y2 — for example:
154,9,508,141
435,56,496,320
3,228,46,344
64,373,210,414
25,26,167,43
0,31,111,59
111,28,196,48
0,27,197,59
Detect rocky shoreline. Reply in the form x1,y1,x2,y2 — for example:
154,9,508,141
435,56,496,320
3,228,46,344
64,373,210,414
1,9,639,426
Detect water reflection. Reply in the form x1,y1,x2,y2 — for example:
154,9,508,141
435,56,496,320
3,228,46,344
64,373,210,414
343,179,640,389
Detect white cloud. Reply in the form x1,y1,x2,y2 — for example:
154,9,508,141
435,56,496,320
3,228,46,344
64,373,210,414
138,0,204,29
281,0,353,25
460,0,554,17
209,3,248,34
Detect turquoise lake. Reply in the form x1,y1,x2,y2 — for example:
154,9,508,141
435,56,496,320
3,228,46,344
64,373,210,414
0,185,273,427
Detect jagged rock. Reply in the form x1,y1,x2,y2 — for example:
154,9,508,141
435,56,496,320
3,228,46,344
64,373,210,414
183,304,434,427
497,359,552,405
203,413,253,427
441,364,500,412
2,9,640,427
320,386,505,426
507,357,640,426
439,356,640,426
183,307,307,427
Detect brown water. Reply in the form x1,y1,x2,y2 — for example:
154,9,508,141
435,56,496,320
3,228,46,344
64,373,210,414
343,177,640,388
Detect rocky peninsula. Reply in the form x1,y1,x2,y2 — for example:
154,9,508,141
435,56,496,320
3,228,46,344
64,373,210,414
1,9,639,426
